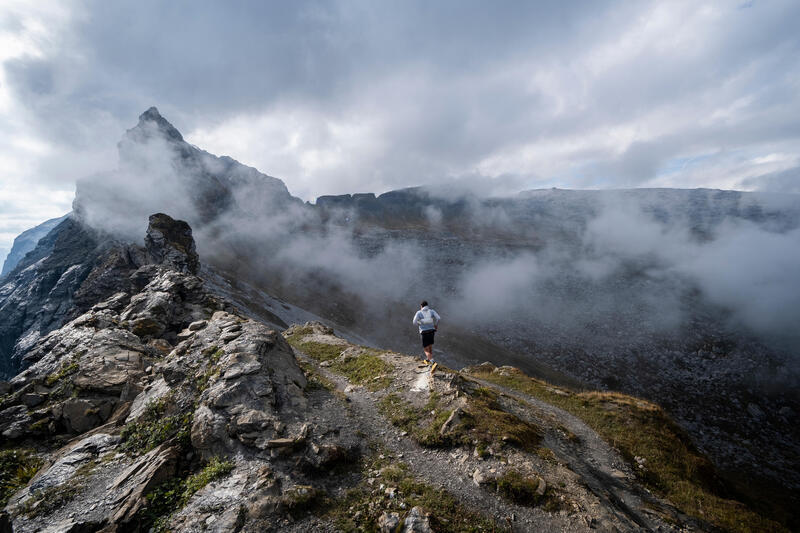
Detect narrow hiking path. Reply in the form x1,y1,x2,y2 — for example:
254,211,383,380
294,351,582,532
282,323,696,532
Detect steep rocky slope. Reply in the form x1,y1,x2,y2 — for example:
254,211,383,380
1,215,69,279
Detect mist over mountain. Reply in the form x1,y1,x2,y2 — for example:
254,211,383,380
69,108,800,358
1,108,799,528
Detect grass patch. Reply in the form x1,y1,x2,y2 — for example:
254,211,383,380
461,387,541,452
144,456,235,532
466,367,787,533
378,388,540,452
44,358,79,386
325,451,501,532
120,395,191,455
286,334,394,391
495,470,543,505
330,349,394,390
536,447,558,463
0,449,42,508
22,482,82,518
287,338,344,363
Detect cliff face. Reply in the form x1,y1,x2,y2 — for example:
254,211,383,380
0,217,106,378
0,215,69,278
0,214,782,532
310,186,800,497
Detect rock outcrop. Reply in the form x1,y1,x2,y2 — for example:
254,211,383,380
144,213,199,274
0,214,361,532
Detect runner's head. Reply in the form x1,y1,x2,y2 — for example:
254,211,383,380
420,300,428,309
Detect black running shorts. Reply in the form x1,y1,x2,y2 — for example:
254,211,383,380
421,330,435,347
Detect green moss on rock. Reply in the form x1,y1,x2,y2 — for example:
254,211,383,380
0,449,42,507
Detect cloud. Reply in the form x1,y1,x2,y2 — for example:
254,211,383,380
1,0,800,257
445,191,800,351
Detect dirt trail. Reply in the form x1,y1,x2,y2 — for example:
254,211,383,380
301,354,579,532
292,341,691,533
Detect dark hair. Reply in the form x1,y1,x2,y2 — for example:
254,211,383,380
420,300,428,307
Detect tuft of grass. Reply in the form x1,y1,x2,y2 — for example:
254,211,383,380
282,485,324,514
330,349,394,390
496,470,541,505
466,367,787,533
144,456,235,532
461,387,541,452
378,393,423,432
536,447,558,463
120,395,191,455
196,348,224,395
287,335,394,391
28,418,51,433
378,388,541,452
284,325,315,339
22,482,82,518
0,449,42,508
44,359,79,387
287,339,344,363
297,360,339,394
200,345,224,363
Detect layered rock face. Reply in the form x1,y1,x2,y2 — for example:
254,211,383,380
0,214,357,532
0,217,105,378
0,215,69,278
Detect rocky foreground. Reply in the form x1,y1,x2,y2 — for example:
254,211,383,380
0,214,787,532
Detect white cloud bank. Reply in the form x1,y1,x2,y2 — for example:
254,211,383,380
1,0,799,257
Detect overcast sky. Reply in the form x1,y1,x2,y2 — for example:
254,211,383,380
1,0,799,260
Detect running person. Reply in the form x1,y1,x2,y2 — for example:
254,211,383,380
412,300,441,364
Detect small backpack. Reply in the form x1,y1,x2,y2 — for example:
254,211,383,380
420,309,435,326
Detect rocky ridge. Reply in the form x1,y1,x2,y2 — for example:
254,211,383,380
0,214,786,532
0,215,69,279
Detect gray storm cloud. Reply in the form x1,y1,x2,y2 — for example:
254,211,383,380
2,0,800,238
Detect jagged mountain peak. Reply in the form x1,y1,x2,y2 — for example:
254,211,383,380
127,105,184,143
73,107,300,241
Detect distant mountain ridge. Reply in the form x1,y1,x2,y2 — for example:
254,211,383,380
1,215,69,278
